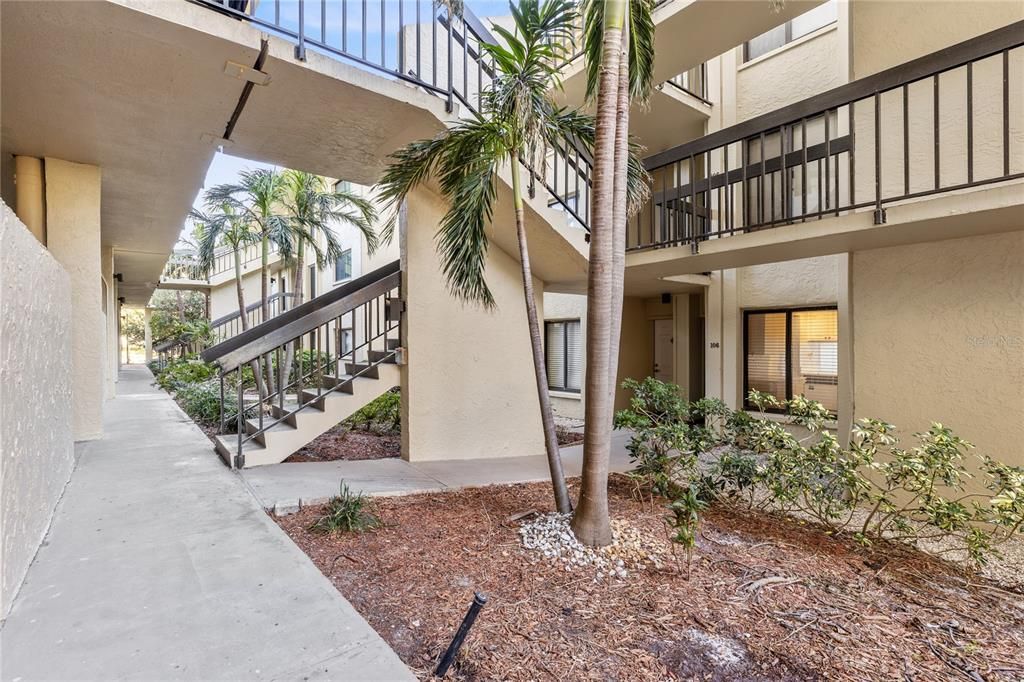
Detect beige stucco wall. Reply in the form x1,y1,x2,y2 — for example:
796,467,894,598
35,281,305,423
852,231,1024,467
736,23,842,122
0,202,75,619
400,188,547,461
849,0,1023,80
44,158,104,441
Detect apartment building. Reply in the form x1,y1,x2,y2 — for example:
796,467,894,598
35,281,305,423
544,0,1023,464
1,0,1021,623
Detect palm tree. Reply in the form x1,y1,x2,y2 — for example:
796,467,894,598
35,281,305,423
378,0,608,514
280,170,378,384
206,169,295,391
191,203,267,395
571,0,655,546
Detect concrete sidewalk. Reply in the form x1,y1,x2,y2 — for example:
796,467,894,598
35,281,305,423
241,430,635,511
1,365,413,681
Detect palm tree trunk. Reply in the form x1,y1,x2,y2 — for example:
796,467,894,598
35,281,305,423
283,240,305,392
511,152,573,514
260,236,275,394
571,0,627,547
607,14,631,411
235,249,266,402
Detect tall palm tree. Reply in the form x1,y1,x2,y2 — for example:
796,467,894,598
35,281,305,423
280,170,378,383
206,169,295,391
571,0,654,546
378,0,616,514
191,203,267,395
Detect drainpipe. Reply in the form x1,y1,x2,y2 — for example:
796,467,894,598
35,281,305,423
144,307,153,365
13,156,45,244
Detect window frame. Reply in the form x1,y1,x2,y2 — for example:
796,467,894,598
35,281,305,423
334,248,352,283
742,305,838,412
545,318,582,394
743,1,838,63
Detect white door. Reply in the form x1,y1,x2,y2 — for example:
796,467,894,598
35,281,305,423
653,319,674,383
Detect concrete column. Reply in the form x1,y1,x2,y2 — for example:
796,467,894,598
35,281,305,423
144,307,153,364
13,156,45,244
837,253,855,446
101,246,116,399
400,187,545,462
44,158,104,441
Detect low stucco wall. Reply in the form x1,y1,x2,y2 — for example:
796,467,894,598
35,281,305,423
401,188,547,461
1,203,75,619
852,231,1024,467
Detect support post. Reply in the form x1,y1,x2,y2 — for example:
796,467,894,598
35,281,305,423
144,307,153,364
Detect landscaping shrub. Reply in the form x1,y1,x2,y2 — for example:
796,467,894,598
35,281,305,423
309,482,381,534
154,358,218,391
173,379,245,430
345,387,400,435
616,377,1024,565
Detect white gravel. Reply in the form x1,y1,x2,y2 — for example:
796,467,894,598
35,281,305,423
518,512,667,580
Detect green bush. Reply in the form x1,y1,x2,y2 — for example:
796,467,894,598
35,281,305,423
345,388,400,435
154,358,218,391
309,482,381,534
174,380,222,425
616,377,1024,565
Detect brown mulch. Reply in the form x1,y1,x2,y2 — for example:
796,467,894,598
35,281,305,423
555,427,584,447
284,426,400,463
275,476,1024,681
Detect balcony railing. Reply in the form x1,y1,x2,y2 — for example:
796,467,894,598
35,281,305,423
160,243,280,285
192,0,591,230
630,21,1024,252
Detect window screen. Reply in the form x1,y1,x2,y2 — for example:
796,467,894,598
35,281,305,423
546,320,582,392
745,308,838,412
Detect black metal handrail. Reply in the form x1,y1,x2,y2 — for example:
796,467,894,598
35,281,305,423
201,260,402,468
191,0,593,231
631,20,1024,252
210,291,301,343
202,259,400,370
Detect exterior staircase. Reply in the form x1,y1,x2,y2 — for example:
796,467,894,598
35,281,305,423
202,261,402,468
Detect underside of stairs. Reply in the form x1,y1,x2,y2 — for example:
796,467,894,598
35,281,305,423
214,347,400,468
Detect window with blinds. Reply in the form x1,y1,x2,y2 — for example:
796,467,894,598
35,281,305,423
546,320,582,392
744,308,838,413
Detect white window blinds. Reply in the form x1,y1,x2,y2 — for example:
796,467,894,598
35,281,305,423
546,320,582,392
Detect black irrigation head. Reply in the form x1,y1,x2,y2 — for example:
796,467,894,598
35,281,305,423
434,592,488,678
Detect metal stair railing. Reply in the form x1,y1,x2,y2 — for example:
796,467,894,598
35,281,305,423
201,260,402,468
191,0,593,232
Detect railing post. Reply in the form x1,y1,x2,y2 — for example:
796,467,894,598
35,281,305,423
236,375,244,469
873,92,886,224
295,0,307,61
446,7,454,112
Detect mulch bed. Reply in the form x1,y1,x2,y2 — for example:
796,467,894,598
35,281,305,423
284,427,400,463
555,428,584,447
276,476,1024,681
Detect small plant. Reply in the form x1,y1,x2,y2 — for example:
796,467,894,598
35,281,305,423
308,482,381,534
664,484,706,577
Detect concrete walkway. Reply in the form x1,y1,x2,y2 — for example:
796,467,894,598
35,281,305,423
1,366,413,681
241,431,635,511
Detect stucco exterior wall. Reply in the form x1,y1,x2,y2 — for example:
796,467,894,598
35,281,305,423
736,24,842,122
852,231,1024,467
0,203,75,620
44,158,104,441
849,0,1024,80
401,188,547,461
738,255,842,308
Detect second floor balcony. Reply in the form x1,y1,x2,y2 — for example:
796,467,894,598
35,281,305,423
626,20,1024,276
159,242,283,290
